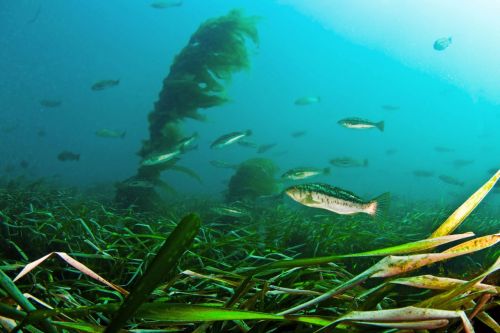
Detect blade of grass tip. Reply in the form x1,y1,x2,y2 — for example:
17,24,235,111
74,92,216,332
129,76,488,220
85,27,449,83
104,213,201,333
416,257,500,308
14,252,128,296
316,306,473,333
430,169,500,238
0,270,57,333
350,319,449,330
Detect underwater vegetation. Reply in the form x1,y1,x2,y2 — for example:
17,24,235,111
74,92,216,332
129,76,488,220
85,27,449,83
227,158,280,202
0,170,498,332
116,10,259,210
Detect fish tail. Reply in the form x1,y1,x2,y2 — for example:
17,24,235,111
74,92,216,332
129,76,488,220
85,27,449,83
76,154,81,161
245,129,253,136
323,167,330,175
367,192,391,219
376,121,385,132
363,159,369,167
121,131,126,138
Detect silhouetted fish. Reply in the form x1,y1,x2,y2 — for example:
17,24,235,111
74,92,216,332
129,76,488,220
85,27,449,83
91,79,120,91
57,151,80,161
40,99,62,108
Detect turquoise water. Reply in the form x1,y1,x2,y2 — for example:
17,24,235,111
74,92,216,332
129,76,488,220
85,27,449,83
1,1,499,212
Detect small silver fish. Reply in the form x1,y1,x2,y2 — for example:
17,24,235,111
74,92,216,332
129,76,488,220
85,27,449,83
338,117,384,132
141,149,181,167
281,167,330,180
211,130,252,149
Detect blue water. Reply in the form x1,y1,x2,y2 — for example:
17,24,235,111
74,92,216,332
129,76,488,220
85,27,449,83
1,1,499,211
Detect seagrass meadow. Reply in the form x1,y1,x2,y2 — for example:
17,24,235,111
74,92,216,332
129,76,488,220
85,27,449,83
1,1,500,332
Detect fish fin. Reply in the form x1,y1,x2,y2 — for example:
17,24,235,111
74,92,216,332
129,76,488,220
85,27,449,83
363,159,369,167
376,121,385,132
317,96,321,102
116,79,120,85
76,154,80,161
121,131,126,138
369,192,391,219
448,37,453,43
323,167,330,175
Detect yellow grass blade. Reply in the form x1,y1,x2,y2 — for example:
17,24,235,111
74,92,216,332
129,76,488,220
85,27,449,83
391,275,499,293
430,169,500,238
371,234,500,278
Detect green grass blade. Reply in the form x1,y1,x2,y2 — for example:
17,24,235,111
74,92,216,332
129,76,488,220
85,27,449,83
250,233,473,274
105,213,201,333
0,269,57,333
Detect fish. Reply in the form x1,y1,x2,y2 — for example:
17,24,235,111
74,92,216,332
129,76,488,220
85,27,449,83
291,130,307,138
433,37,452,51
39,99,62,108
338,117,384,132
258,143,277,154
285,183,390,217
150,0,183,9
330,157,368,168
57,151,80,161
210,130,252,149
381,104,400,111
413,170,434,177
175,133,198,151
95,129,126,139
19,160,29,169
211,205,250,218
210,160,239,169
435,146,455,153
37,129,46,137
294,96,320,106
453,159,474,168
91,79,120,91
281,167,330,180
238,140,258,148
438,175,464,186
141,149,181,167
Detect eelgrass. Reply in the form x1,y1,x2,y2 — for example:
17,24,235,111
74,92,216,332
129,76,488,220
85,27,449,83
0,171,498,332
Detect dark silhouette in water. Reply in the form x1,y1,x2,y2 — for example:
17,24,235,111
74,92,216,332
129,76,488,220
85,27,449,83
115,10,259,210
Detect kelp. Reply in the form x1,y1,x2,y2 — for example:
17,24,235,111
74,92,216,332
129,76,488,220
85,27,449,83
116,10,259,209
